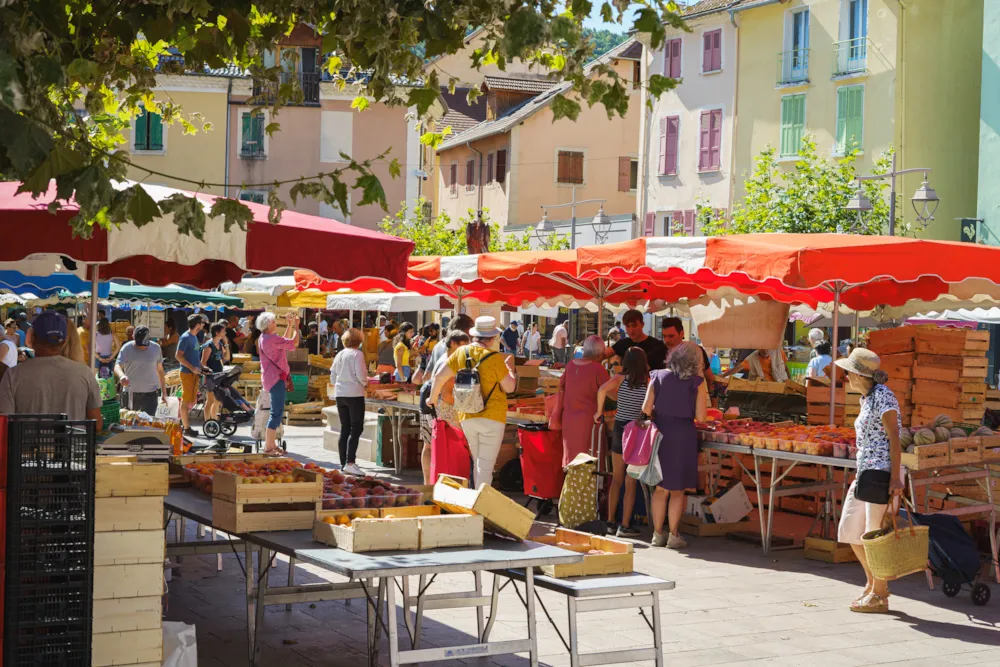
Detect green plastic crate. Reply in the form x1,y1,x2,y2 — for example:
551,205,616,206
286,374,309,404
100,399,121,429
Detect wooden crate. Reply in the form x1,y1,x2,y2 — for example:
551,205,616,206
96,462,168,498
419,514,484,549
950,437,983,465
808,414,844,426
379,504,442,519
679,514,751,537
316,508,379,523
212,469,322,504
532,528,633,578
982,435,1000,461
212,469,322,533
94,563,164,600
885,378,912,401
803,537,858,563
727,377,758,393
868,327,917,355
94,530,165,567
807,403,844,417
901,443,950,470
806,386,846,405
92,628,162,667
433,475,535,540
313,517,420,552
880,352,915,380
912,379,987,409
915,329,990,356
914,404,985,425
95,496,163,532
93,596,163,634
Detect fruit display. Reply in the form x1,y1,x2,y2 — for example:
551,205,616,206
319,467,422,509
182,459,306,494
902,417,996,454
697,420,857,458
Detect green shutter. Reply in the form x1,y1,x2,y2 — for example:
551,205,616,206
148,112,163,150
780,95,805,157
837,86,863,153
134,111,148,150
241,114,252,154
252,115,265,155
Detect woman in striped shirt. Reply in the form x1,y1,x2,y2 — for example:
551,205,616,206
595,347,649,537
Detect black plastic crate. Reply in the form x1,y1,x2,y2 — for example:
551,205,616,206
10,577,91,626
9,482,90,523
7,419,94,475
8,523,91,575
5,629,91,667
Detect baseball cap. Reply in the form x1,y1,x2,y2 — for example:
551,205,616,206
32,311,68,345
133,325,151,346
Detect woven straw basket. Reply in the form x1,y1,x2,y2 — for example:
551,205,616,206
861,511,930,581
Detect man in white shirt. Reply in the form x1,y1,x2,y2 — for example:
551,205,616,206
522,323,542,360
0,334,17,371
550,319,569,364
378,316,389,342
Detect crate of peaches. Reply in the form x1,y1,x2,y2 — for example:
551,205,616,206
181,458,307,495
695,419,769,446
321,468,423,510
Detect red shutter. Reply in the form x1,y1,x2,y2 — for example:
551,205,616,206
487,153,494,182
496,149,507,184
671,211,683,236
671,39,682,78
557,151,568,182
644,212,656,237
699,111,711,170
665,116,679,175
683,210,696,236
658,118,668,175
702,33,712,72
449,163,457,193
618,156,631,192
572,153,584,184
712,30,722,71
710,110,723,169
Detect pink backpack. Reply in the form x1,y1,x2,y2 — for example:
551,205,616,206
622,420,658,466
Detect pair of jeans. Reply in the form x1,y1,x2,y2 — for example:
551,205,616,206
336,396,365,465
552,348,568,364
459,418,505,488
266,381,286,430
394,366,411,383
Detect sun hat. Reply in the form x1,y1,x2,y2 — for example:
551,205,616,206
31,310,68,345
469,316,503,338
834,348,881,378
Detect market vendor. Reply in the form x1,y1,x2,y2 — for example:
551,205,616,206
722,347,789,382
603,309,667,370
114,325,167,415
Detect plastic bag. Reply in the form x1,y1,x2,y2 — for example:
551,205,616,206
626,429,663,486
162,621,197,667
155,396,180,420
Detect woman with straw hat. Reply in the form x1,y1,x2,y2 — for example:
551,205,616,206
834,347,904,614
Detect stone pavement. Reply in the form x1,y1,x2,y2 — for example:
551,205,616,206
166,424,1000,666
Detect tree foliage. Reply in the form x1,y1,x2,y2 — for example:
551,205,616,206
0,1,686,237
379,198,569,256
583,28,630,59
698,136,904,237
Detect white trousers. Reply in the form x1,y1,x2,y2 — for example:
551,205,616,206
459,418,505,488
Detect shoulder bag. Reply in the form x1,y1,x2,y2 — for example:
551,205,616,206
259,336,294,392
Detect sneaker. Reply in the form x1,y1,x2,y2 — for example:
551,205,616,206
651,532,669,548
666,534,688,550
605,521,619,535
616,524,641,538
183,428,199,438
343,463,364,476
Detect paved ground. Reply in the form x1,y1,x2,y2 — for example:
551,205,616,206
165,422,1000,666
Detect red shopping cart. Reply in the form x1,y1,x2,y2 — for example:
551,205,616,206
517,424,565,517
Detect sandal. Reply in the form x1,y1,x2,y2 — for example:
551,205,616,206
850,592,889,614
262,448,285,458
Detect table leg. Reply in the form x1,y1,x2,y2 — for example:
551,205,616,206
414,574,426,648
365,578,384,667
567,597,579,667
286,557,295,611
986,466,1000,583
244,542,265,667
392,412,403,475
386,576,401,667
651,589,664,667
764,457,779,554
401,576,416,647
481,573,499,642
474,571,485,640
752,455,767,554
526,567,538,667
213,527,222,572
177,516,186,564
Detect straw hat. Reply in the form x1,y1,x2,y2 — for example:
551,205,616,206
834,348,881,378
469,316,503,338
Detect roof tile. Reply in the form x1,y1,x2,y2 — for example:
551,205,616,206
482,75,555,94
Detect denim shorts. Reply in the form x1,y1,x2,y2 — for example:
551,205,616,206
610,421,627,455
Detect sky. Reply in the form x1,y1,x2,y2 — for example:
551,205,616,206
581,3,634,33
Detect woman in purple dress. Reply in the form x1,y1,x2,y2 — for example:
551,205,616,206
642,341,708,549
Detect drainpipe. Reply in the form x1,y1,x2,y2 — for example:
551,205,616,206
727,7,741,218
224,76,233,197
467,141,484,216
897,1,907,177
639,48,652,238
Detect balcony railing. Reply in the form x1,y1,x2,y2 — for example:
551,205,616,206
833,37,868,76
777,48,809,85
252,70,321,106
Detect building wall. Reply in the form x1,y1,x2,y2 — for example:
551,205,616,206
640,11,736,236
435,133,512,226
978,0,1000,244
124,75,230,195
427,30,544,87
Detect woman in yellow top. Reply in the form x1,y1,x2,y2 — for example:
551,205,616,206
428,316,517,488
392,322,415,383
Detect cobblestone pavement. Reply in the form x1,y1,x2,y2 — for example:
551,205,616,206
166,424,1000,666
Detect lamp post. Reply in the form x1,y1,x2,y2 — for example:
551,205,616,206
535,185,609,249
844,152,940,235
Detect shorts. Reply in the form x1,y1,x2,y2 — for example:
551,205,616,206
610,421,627,455
181,373,200,404
837,480,888,545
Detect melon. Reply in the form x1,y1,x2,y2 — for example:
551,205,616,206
975,426,995,437
933,426,952,443
913,429,936,446
900,430,914,448
950,428,967,439
933,414,954,430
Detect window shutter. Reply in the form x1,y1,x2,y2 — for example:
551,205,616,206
253,115,265,154
712,30,722,71
683,210,696,236
496,150,507,184
658,118,668,175
698,111,711,170
663,43,671,77
847,86,863,150
487,153,494,183
240,113,251,152
557,151,568,182
702,33,713,72
644,212,656,237
134,111,148,150
665,116,679,175
671,39,682,78
709,110,722,169
573,153,584,184
671,211,683,236
618,156,631,192
149,112,163,150
780,97,793,156
450,163,457,193
836,87,849,152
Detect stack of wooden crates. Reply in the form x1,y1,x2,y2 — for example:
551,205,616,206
868,326,990,428
93,460,169,667
806,385,845,426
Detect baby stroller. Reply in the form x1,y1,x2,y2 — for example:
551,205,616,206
903,507,993,606
202,367,254,439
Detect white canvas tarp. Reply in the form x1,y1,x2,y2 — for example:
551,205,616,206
326,292,446,313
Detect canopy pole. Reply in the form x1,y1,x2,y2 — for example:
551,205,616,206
455,290,463,317
829,283,842,426
89,266,99,370
597,279,605,338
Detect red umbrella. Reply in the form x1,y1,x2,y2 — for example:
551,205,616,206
0,181,413,289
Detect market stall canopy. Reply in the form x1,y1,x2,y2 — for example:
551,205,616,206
0,271,109,298
105,283,242,309
908,309,1000,325
0,181,414,289
325,291,451,313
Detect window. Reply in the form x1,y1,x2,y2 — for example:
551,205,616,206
556,150,584,184
465,159,476,191
698,110,722,171
632,61,641,89
240,111,266,158
790,9,809,81
702,30,722,73
617,157,638,192
496,149,508,184
133,107,164,152
780,94,806,158
668,211,696,236
659,116,679,175
664,38,682,78
630,159,639,190
449,162,458,195
835,85,864,154
238,190,266,204
848,0,868,67
320,111,353,163
486,152,495,183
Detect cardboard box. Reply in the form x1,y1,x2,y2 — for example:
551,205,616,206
685,495,710,520
707,483,753,524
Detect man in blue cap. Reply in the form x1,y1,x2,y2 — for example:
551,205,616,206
0,310,103,427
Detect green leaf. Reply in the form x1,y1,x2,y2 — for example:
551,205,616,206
406,87,441,117
550,94,581,122
209,197,254,232
466,86,483,106
351,96,370,112
266,187,286,225
159,193,207,239
600,2,614,23
264,122,280,137
388,158,401,179
355,174,387,210
331,179,349,219
67,58,101,83
124,184,160,227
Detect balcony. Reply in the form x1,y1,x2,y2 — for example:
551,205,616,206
776,49,809,86
833,37,868,77
252,70,321,106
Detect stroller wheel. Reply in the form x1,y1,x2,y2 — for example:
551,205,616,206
942,582,961,598
973,583,991,606
538,499,555,516
221,423,237,436
203,420,222,440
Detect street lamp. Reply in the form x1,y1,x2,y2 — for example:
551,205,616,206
592,206,612,243
846,153,939,235
538,185,608,249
